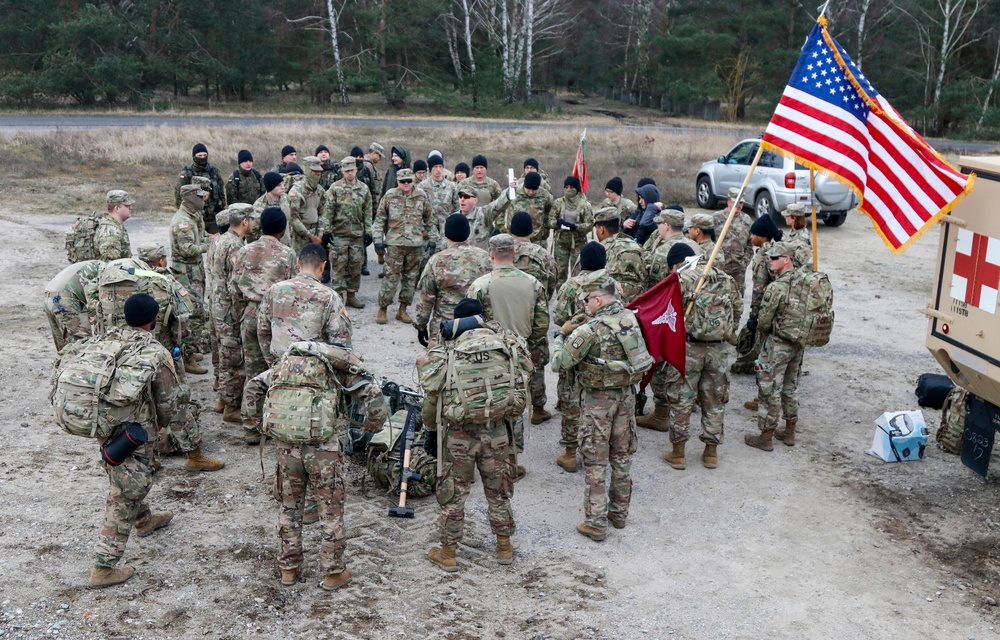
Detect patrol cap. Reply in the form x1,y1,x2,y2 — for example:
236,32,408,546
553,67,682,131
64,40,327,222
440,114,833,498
396,168,415,182
135,241,166,264
180,183,208,197
689,213,715,230
488,233,517,252
340,156,357,169
784,203,807,217
215,208,231,228
765,241,795,258
302,155,323,172
654,209,685,227
457,185,477,198
369,142,385,156
594,207,620,223
107,189,136,206
728,187,742,200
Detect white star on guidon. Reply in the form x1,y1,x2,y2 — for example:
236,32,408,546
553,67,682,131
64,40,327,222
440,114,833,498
651,299,678,332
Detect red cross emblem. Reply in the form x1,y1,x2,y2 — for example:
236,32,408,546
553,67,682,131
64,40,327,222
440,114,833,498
951,228,1000,314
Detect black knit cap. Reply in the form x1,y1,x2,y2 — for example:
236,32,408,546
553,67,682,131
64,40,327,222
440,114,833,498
284,162,302,175
523,158,539,169
750,214,781,240
605,177,623,195
564,176,582,191
351,146,365,158
238,149,253,163
413,159,428,172
263,171,283,192
472,154,488,168
667,243,696,268
453,298,484,319
124,293,159,328
192,143,208,156
315,144,330,155
444,213,471,242
261,207,287,236
455,162,470,175
281,145,296,158
510,211,533,237
523,172,541,190
579,241,607,271
637,177,656,188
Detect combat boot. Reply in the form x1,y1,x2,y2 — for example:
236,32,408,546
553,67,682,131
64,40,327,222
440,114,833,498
185,448,225,471
321,567,353,591
744,429,775,451
496,535,514,565
556,447,578,473
509,454,526,481
396,305,412,324
184,355,208,375
89,565,135,588
280,568,299,586
135,511,173,537
662,441,686,470
744,398,759,411
776,418,797,446
376,306,388,325
346,292,365,309
702,443,718,469
222,404,242,424
428,545,459,572
209,398,225,413
531,405,552,425
636,404,670,432
576,522,607,542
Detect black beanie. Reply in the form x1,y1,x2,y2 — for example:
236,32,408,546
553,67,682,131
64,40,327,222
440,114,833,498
444,213,471,242
472,154,488,169
237,149,253,163
667,243,696,268
261,207,287,236
192,143,208,156
605,177,623,195
284,162,302,175
281,145,296,158
637,177,656,188
455,162,470,175
351,146,365,158
564,176,582,192
263,171,283,192
453,298,484,319
523,158,539,170
427,152,444,168
413,159,428,173
523,172,542,190
750,214,781,240
510,211,533,237
315,144,330,155
579,241,607,271
124,293,159,328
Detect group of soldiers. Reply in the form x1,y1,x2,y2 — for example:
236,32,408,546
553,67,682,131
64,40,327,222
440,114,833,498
43,139,823,589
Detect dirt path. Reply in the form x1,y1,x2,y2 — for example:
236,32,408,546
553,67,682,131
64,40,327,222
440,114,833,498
1,209,999,639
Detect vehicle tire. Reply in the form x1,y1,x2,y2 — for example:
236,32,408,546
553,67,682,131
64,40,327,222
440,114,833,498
755,192,777,223
697,176,718,209
824,212,847,227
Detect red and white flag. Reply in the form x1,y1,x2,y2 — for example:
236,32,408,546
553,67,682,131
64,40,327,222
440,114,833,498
951,228,1000,314
627,271,685,385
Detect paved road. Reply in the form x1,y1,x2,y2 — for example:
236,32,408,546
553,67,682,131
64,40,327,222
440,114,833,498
0,114,994,153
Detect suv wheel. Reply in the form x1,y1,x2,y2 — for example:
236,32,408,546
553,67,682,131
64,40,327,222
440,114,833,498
697,176,718,209
755,192,777,222
824,211,847,227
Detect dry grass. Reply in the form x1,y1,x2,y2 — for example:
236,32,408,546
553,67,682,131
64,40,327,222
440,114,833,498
0,123,742,220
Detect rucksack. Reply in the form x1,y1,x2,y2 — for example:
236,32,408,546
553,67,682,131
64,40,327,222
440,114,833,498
51,332,159,438
777,269,835,347
65,212,101,263
364,409,437,498
937,386,968,455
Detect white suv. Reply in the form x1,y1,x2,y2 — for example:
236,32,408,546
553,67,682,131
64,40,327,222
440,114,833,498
695,138,858,226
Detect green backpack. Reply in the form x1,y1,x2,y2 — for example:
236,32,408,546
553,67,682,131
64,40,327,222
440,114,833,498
65,212,101,263
778,269,835,347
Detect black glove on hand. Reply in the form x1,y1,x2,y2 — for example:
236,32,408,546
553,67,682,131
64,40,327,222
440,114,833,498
423,433,438,458
416,327,429,347
321,232,334,245
364,233,373,246
374,243,385,256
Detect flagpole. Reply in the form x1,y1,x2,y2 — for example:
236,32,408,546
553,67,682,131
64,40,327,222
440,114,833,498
809,169,819,271
686,144,765,314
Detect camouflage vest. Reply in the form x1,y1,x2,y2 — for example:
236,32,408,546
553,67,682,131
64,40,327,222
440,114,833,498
776,269,834,347
92,259,184,350
576,309,653,389
65,212,101,263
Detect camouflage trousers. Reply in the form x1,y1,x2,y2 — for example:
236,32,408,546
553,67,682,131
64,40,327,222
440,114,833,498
327,236,365,294
378,246,421,308
647,361,682,408
755,334,804,432
437,421,515,546
210,292,244,408
556,370,581,447
666,342,729,445
158,385,202,454
553,237,582,283
275,444,347,575
94,437,155,568
578,387,637,530
174,262,210,354
530,338,549,408
43,298,90,352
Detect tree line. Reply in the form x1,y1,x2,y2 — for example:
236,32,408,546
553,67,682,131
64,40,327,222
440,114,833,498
4,0,1000,138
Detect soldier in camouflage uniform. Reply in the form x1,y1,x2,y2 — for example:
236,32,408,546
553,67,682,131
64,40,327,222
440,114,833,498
460,154,502,206
550,177,595,281
243,341,387,591
467,234,550,478
373,168,437,324
94,190,135,261
594,208,645,304
551,280,651,541
509,212,558,424
231,208,298,443
250,172,292,244
287,156,329,256
53,294,179,587
225,150,265,206
175,143,226,234
315,145,343,190
44,260,101,352
419,152,459,256
660,244,741,471
323,157,373,309
745,242,808,451
413,213,492,345
170,184,211,371
551,242,609,472
599,177,637,225
712,187,755,298
417,298,526,571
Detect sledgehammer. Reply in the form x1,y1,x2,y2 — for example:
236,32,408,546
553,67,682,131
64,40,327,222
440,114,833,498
388,405,421,518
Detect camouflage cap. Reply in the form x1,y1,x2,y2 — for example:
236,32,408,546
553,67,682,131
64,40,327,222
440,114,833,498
396,168,415,182
215,209,232,227
690,213,715,229
728,187,742,200
765,241,795,258
457,185,478,198
594,207,620,223
191,175,212,189
180,183,208,197
784,203,807,217
654,209,685,227
488,233,517,251
107,189,136,206
302,155,323,172
340,156,357,169
136,241,167,264
369,142,385,156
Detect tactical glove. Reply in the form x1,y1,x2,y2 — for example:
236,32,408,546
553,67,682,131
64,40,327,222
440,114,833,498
374,243,385,257
746,314,758,332
416,326,429,348
321,232,334,246
423,432,438,458
364,233,373,247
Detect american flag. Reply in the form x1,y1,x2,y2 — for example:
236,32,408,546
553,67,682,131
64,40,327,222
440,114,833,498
761,20,973,254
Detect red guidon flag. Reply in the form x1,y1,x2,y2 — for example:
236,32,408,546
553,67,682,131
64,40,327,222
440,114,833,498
572,129,589,193
627,271,686,386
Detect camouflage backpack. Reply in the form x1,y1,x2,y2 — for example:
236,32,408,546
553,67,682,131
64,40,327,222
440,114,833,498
937,386,968,455
51,330,159,438
777,269,835,347
65,212,102,263
364,410,437,497
685,266,738,342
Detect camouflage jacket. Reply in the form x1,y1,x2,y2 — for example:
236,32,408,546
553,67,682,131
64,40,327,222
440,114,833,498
231,235,297,322
46,260,102,313
94,214,131,261
373,187,437,248
550,301,645,389
678,259,741,341
468,265,549,343
176,161,226,215
599,196,638,224
287,179,329,245
602,233,646,304
257,272,353,366
513,238,558,299
550,194,594,246
419,176,460,228
414,242,492,330
646,235,700,289
498,187,553,244
249,192,292,244
460,176,503,206
169,204,206,267
712,208,754,280
225,168,265,206
207,229,245,299
551,268,609,326
319,160,343,191
324,178,373,239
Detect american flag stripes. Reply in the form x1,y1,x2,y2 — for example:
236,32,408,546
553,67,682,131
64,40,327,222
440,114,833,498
761,19,973,254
